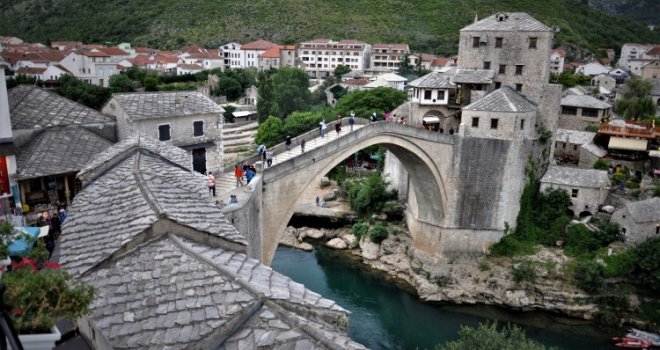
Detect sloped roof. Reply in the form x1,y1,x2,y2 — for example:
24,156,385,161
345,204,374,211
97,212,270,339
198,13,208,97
463,86,536,112
60,147,246,277
378,72,407,82
372,43,409,51
452,68,494,84
260,46,281,58
8,85,114,130
241,39,276,50
177,63,203,70
78,133,190,178
99,47,128,56
461,12,552,32
109,91,223,121
561,94,611,109
626,197,660,223
541,165,609,189
15,66,46,75
555,128,595,145
16,126,113,180
409,71,454,88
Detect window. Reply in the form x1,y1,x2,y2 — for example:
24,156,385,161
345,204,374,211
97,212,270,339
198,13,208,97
529,37,538,49
515,84,522,92
573,144,578,151
571,189,579,198
495,37,503,48
472,37,480,48
495,82,502,89
581,108,599,118
158,124,171,141
562,107,578,115
472,117,479,127
499,64,506,74
437,90,445,100
490,118,499,129
520,119,525,130
515,65,524,75
483,61,491,69
193,121,204,137
424,90,432,100
562,142,566,149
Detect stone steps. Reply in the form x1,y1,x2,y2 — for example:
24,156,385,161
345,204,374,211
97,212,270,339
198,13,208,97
223,130,258,141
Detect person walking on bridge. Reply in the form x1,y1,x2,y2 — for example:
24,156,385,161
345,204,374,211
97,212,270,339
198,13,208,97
335,115,342,135
207,172,216,197
234,165,244,188
349,111,355,132
285,135,292,151
319,120,327,138
300,139,306,153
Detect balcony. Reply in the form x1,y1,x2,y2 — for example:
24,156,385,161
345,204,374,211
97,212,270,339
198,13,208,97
598,119,659,139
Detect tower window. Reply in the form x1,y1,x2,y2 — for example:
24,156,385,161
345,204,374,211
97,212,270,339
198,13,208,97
515,84,523,92
571,189,579,198
529,37,538,49
473,37,480,48
490,118,499,129
158,124,171,141
495,82,502,89
495,37,503,48
520,119,525,130
515,65,524,75
483,61,491,69
499,64,506,74
472,117,479,127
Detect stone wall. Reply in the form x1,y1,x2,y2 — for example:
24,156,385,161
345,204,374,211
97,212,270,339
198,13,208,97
222,172,263,261
461,110,536,140
611,208,658,244
540,183,607,216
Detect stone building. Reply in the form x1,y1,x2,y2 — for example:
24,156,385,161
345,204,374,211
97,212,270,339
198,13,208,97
60,135,366,350
558,95,612,130
7,85,115,218
102,91,224,174
611,197,660,244
540,165,609,217
369,43,410,72
553,128,596,165
407,71,459,131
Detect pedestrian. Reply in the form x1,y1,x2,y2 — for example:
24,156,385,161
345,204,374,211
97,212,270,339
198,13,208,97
370,112,377,122
242,162,249,180
261,146,267,162
266,150,273,167
58,208,67,223
246,165,256,183
335,115,342,135
257,144,266,155
234,165,244,187
285,135,292,151
207,171,216,197
320,119,327,138
300,139,306,153
349,111,355,132
316,196,320,206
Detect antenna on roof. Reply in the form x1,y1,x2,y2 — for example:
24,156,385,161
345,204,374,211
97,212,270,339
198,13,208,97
474,13,478,23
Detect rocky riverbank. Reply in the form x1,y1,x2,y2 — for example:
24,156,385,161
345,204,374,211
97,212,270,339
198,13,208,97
280,224,655,329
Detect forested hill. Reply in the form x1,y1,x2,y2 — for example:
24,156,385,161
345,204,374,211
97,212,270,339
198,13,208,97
1,0,658,55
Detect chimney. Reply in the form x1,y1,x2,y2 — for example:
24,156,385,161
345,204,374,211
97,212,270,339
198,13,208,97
0,69,13,143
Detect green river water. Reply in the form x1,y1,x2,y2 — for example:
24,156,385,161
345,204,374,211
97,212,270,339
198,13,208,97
272,245,618,350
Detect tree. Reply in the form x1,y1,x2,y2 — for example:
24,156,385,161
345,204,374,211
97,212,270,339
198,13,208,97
108,74,135,93
269,67,312,118
143,74,159,92
614,78,656,119
223,104,236,123
436,322,557,350
215,77,242,100
549,72,591,88
56,75,111,110
256,69,275,123
334,87,408,118
254,116,284,147
636,237,660,293
333,65,351,80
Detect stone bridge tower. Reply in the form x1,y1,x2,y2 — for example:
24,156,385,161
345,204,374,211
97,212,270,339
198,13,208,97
385,12,561,260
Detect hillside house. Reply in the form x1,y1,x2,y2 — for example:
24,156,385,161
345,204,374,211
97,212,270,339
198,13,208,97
219,42,242,69
540,166,609,217
369,43,409,72
611,197,660,244
298,39,371,78
591,74,616,92
550,48,566,74
575,62,611,77
618,43,654,70
558,94,611,130
553,128,596,165
407,53,436,70
102,91,225,174
241,39,277,69
640,60,660,79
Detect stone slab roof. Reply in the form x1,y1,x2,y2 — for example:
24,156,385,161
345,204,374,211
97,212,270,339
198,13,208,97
109,91,223,121
461,12,552,32
626,197,660,223
463,86,536,112
8,85,114,130
451,69,494,84
16,126,113,180
408,72,454,89
78,133,189,178
540,165,609,189
561,95,611,109
580,142,608,157
60,150,245,277
81,235,364,350
555,128,595,145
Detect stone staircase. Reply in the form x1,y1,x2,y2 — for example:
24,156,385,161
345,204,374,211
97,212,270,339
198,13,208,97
222,121,259,167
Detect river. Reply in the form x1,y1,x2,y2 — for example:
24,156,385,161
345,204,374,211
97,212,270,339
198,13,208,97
272,245,616,350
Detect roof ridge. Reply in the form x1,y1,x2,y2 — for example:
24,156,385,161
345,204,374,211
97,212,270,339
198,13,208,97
133,150,165,217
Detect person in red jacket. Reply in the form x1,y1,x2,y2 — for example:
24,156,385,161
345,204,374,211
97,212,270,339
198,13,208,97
234,165,244,188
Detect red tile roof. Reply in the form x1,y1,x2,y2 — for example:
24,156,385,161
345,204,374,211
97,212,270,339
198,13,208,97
100,47,128,56
51,41,82,49
16,66,47,75
241,39,276,50
431,57,449,66
552,48,567,57
646,46,660,56
373,43,409,50
177,63,203,70
260,46,281,58
78,49,110,57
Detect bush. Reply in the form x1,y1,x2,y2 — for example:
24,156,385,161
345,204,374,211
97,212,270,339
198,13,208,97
602,249,636,278
345,172,394,215
254,116,284,147
436,322,557,350
512,261,537,283
490,235,536,257
638,300,660,326
593,159,609,170
351,221,369,241
572,259,603,293
368,224,389,244
564,224,600,257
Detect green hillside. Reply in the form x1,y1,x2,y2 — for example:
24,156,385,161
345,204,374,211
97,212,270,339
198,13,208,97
1,0,658,55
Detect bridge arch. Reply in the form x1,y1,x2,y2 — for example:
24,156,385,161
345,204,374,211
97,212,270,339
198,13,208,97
260,123,454,264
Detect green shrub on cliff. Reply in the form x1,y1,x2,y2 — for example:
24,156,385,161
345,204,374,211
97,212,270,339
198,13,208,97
436,322,557,350
368,224,389,244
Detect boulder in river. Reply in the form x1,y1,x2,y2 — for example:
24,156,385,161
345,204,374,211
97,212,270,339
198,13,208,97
326,237,348,250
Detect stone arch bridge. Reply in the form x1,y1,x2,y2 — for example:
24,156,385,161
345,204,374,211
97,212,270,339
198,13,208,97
226,121,533,265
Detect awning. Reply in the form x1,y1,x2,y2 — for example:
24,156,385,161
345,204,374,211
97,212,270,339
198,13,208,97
608,137,648,151
423,116,440,123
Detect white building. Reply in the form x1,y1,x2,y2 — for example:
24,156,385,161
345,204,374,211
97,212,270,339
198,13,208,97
540,165,609,217
619,43,654,71
298,39,371,78
575,62,611,77
241,39,277,69
550,48,566,74
219,42,242,69
58,48,128,87
370,44,409,72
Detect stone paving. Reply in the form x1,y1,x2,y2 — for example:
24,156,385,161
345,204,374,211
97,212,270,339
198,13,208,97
214,125,365,201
